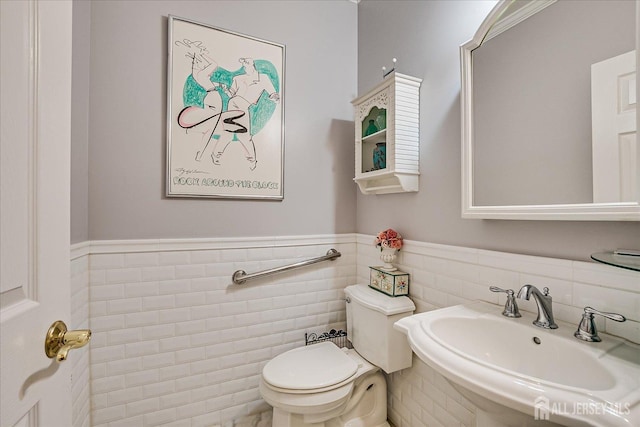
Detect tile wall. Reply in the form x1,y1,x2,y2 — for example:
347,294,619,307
71,234,639,427
71,248,91,427
356,235,640,427
84,236,356,427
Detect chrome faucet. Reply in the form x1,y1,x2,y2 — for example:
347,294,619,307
489,286,521,318
574,306,626,342
517,285,558,329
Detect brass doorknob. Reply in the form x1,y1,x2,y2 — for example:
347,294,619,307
44,320,91,362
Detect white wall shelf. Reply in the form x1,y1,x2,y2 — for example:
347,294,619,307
352,72,422,195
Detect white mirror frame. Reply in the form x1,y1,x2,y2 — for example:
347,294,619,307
461,0,640,221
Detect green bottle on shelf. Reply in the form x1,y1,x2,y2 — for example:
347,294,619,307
365,120,378,136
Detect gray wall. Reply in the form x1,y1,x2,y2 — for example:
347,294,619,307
356,0,640,261
72,1,640,262
84,0,357,240
71,0,91,244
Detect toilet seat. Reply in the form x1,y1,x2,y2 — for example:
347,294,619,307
262,342,359,392
260,345,380,424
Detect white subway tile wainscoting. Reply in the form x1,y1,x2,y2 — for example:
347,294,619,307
76,236,356,427
70,234,638,427
356,235,640,427
71,250,92,427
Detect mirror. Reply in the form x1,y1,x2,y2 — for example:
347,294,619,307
461,0,640,220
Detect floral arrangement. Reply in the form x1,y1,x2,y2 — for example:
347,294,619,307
374,228,403,251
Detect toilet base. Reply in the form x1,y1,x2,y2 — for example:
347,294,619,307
271,371,389,427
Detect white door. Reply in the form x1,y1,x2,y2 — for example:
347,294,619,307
591,50,638,203
1,1,75,426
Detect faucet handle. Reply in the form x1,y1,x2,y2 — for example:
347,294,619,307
489,286,522,318
584,307,626,322
574,306,626,342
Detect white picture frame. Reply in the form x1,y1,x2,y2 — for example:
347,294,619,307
167,16,285,199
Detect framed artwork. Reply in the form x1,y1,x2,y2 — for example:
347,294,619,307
166,16,285,199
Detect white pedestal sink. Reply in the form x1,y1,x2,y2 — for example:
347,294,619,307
394,301,640,427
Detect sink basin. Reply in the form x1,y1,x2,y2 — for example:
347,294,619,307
429,316,615,390
394,301,640,427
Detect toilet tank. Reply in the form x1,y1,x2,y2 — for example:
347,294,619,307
344,284,415,374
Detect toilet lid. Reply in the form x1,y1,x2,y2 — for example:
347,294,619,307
262,342,358,390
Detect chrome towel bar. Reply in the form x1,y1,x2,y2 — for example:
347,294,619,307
232,248,341,285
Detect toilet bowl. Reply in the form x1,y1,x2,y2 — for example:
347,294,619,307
260,285,415,427
260,342,388,426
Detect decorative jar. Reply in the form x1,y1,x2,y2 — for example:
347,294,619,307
373,142,386,170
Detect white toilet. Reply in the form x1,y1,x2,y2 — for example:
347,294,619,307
259,284,416,427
